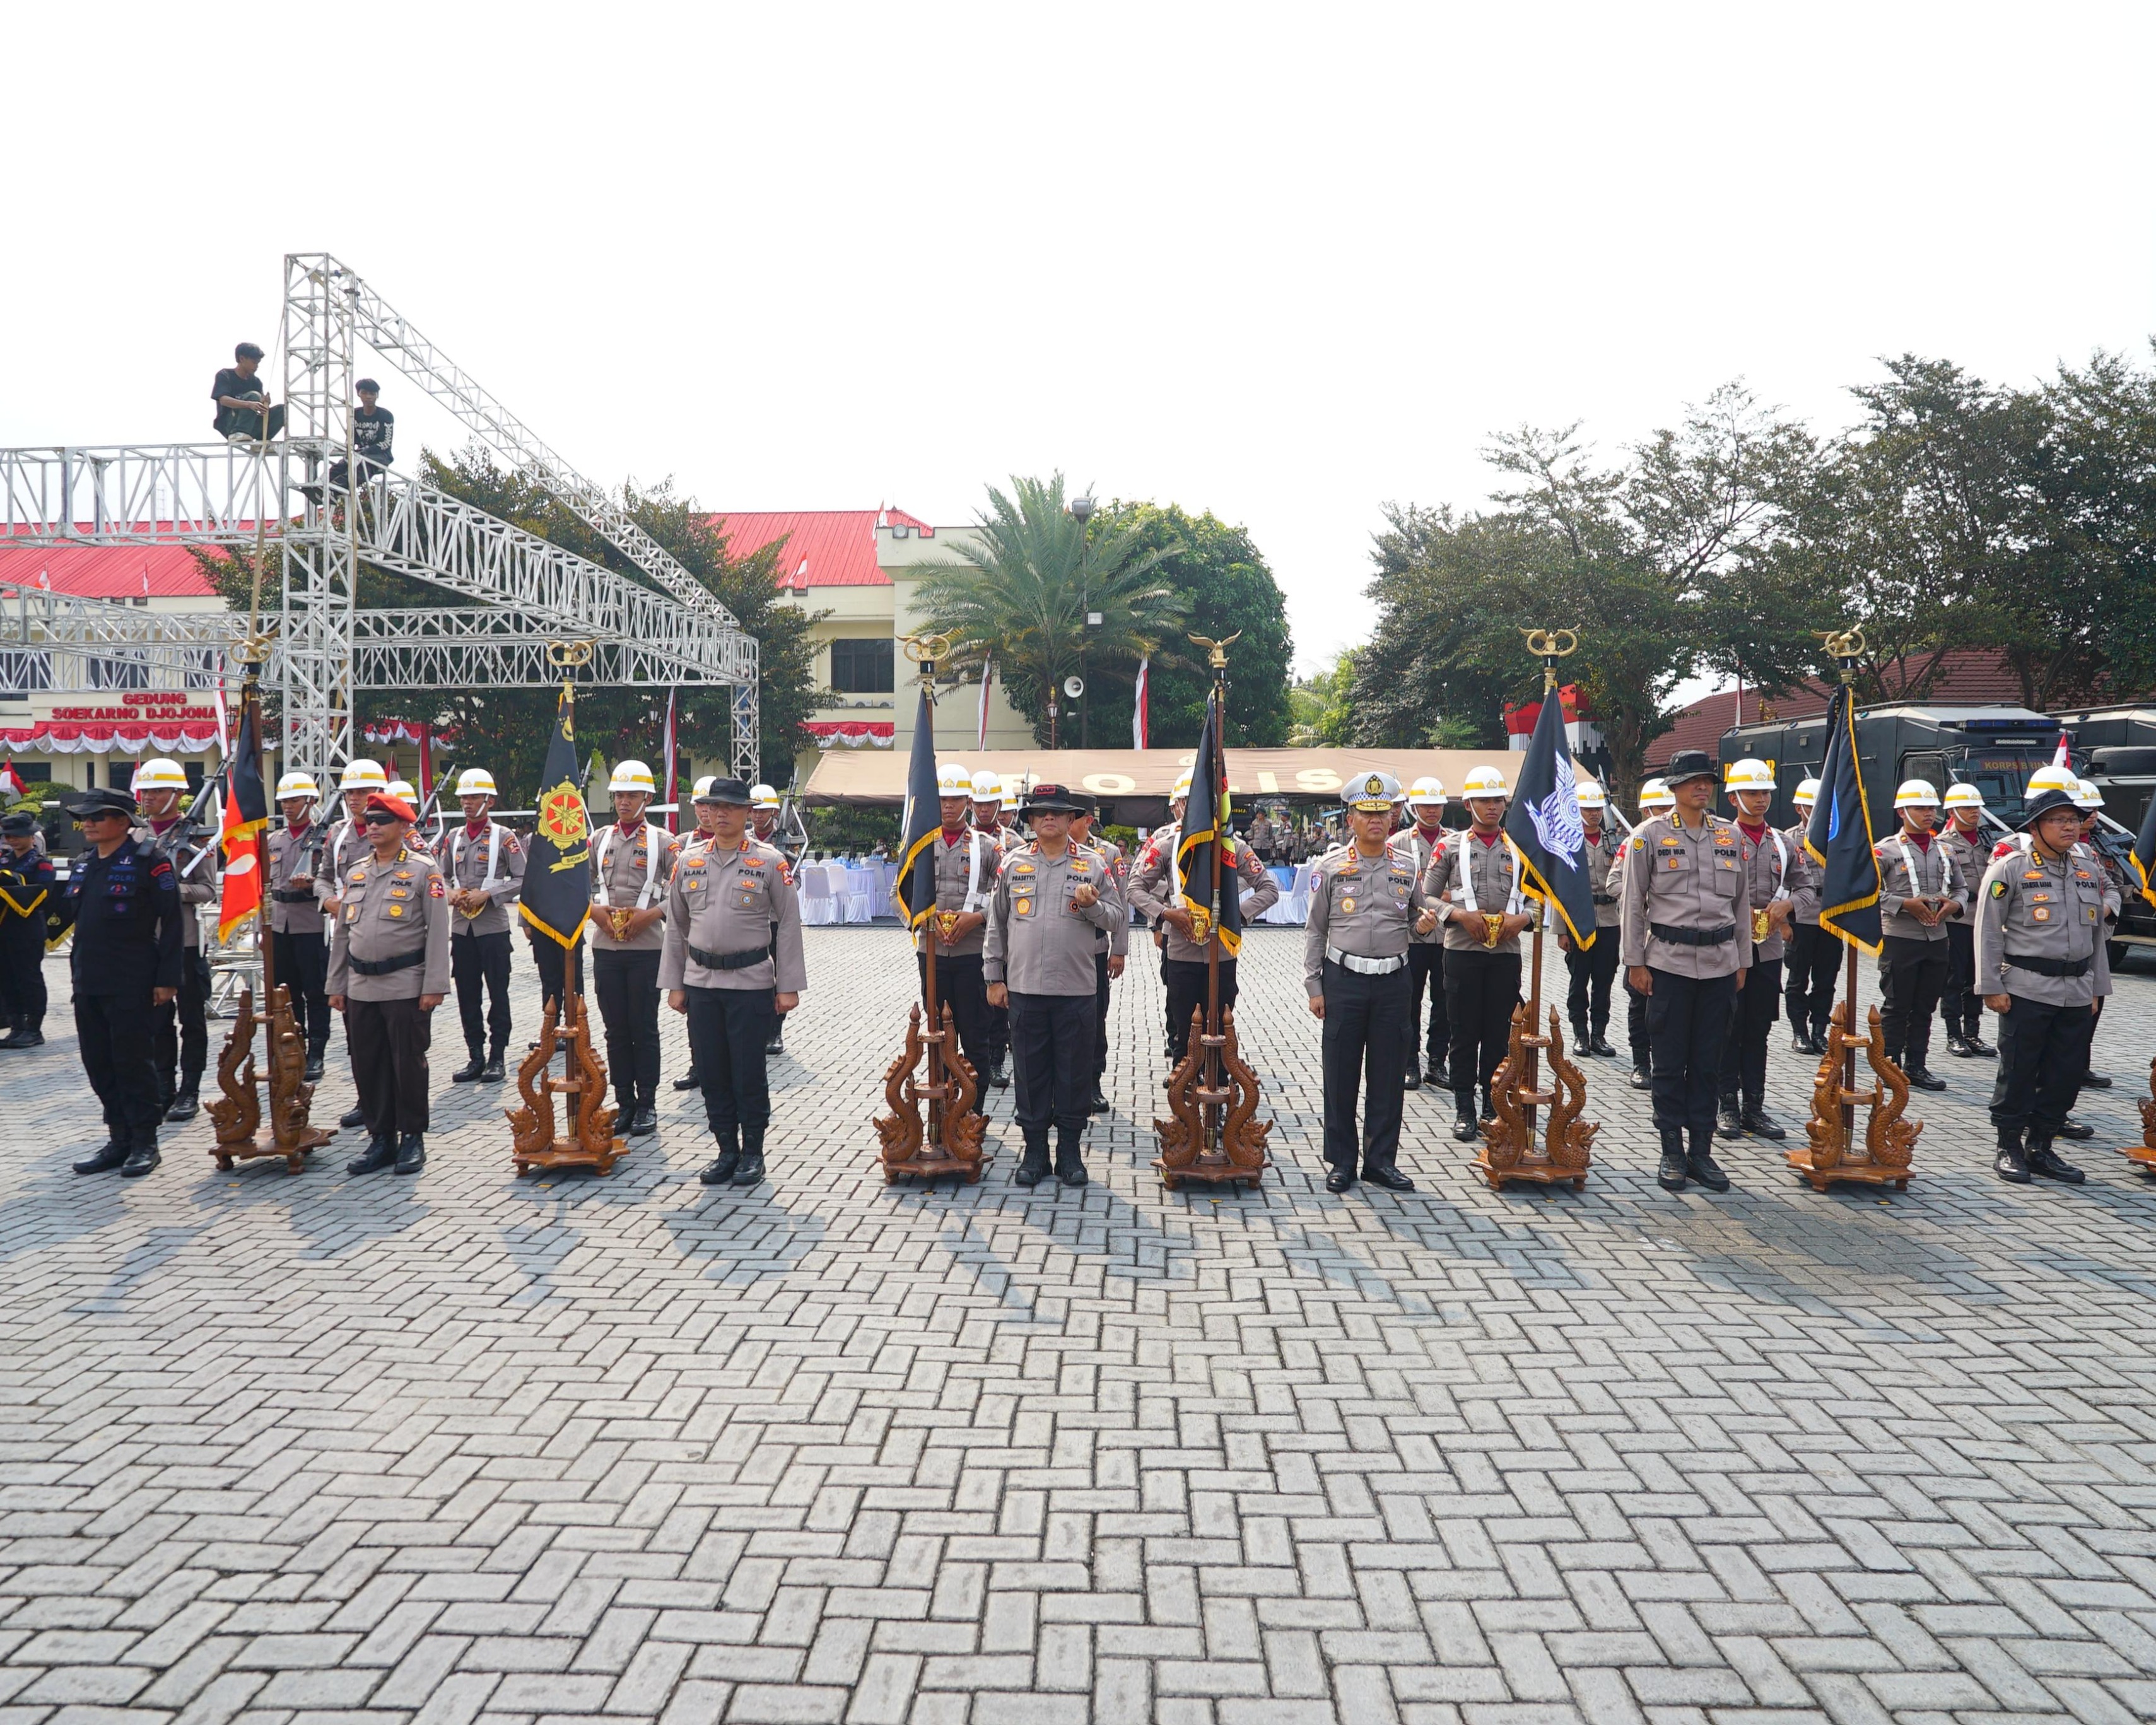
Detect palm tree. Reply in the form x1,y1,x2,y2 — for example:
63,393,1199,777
915,473,1185,746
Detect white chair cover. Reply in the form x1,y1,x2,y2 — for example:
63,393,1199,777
799,865,838,927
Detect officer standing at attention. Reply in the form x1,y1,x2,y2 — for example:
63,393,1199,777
663,777,806,1189
327,792,451,1178
1068,795,1128,1114
1388,778,1452,1091
1873,780,1964,1092
748,784,793,1055
1974,784,2106,1185
266,772,333,1080
1127,776,1279,1066
1615,778,1673,1089
1936,783,1995,1058
315,759,395,1131
969,771,1021,1089
589,759,676,1138
132,757,216,1123
671,777,724,1095
1133,771,1197,1059
59,788,182,1177
1307,772,1439,1191
1714,759,1796,1141
983,784,1122,1188
1419,765,1534,1143
1781,779,1834,1053
1618,749,1750,1194
1559,780,1623,1060
0,810,57,1049
897,763,1002,1092
445,768,525,1085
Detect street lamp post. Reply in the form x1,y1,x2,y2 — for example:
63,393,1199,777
1070,494,1096,750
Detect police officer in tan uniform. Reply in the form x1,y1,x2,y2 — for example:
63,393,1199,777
1069,795,1128,1114
1873,779,1965,1092
264,771,332,1080
1936,783,1993,1058
327,792,452,1176
589,759,677,1138
1975,785,2107,1184
662,777,806,1190
1388,777,1452,1091
983,785,1122,1188
970,771,1021,1089
444,768,526,1085
898,763,1003,1092
1716,758,1797,1142
1619,749,1750,1194
1560,780,1622,1060
1781,778,1834,1054
1308,772,1439,1191
1615,778,1673,1089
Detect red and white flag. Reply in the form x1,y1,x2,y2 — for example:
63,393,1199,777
0,763,25,800
660,687,679,833
2053,732,2073,768
140,567,151,599
976,657,993,751
1132,655,1150,749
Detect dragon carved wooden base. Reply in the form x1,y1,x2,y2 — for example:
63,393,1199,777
1477,1003,1595,1191
876,1001,988,1185
508,991,626,1176
208,983,336,1173
2119,1052,2156,1175
1152,1005,1269,1191
1788,1000,1919,1191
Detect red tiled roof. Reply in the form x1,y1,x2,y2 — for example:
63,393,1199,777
1646,652,2034,765
0,540,218,599
712,506,934,591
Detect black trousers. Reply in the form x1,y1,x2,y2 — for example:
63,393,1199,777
1878,935,1948,1070
527,934,583,1013
347,995,433,1135
0,933,47,1028
1444,948,1522,1117
918,950,991,1087
1783,923,1839,1034
1093,950,1111,1080
1625,976,1650,1070
1320,959,1410,1171
1009,991,1095,1135
1989,995,2094,1138
1645,967,1737,1137
1163,957,1239,1064
1406,943,1450,1073
593,947,663,1109
1564,933,1622,1034
1939,923,1981,1039
686,985,775,1141
272,928,331,1053
76,986,161,1147
1717,954,1782,1111
985,990,1010,1071
452,930,514,1058
152,948,212,1097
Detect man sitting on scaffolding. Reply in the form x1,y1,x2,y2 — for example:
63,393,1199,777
211,341,284,443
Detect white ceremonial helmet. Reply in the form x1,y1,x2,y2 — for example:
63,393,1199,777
751,783,781,810
1000,774,1025,807
1793,777,1821,807
385,778,418,802
455,768,498,798
133,756,189,795
1460,764,1508,798
608,759,657,795
2073,777,2104,811
274,771,318,802
339,759,388,793
2027,763,2078,798
692,775,716,798
936,761,972,797
1170,770,1194,802
1893,778,1941,809
1942,782,1984,811
1639,777,1675,812
1725,757,1775,794
1407,775,1446,808
1575,780,1607,809
970,769,1002,805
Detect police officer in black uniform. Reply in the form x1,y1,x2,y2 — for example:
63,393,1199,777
58,788,182,1178
0,810,57,1048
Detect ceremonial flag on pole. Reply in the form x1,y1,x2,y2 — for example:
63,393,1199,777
1503,688,1596,946
520,682,593,952
1132,655,1149,749
1804,682,1883,952
1174,686,1242,957
894,681,942,931
976,657,993,752
2130,784,2156,911
2053,731,2073,769
217,692,269,941
0,763,24,801
660,688,679,834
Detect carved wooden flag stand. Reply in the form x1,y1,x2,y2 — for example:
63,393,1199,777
508,986,626,1176
878,634,990,1186
1155,635,1270,1191
2118,1052,2156,1175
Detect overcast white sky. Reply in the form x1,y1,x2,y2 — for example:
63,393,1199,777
7,3,2153,683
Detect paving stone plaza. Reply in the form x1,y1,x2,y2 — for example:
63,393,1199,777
4,925,2156,1725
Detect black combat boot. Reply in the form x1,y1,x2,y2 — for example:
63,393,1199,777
394,1133,426,1176
765,1020,785,1056
2058,1114,2095,1140
1628,1064,1651,1091
340,1105,367,1130
1685,1128,1732,1193
731,1126,766,1187
2083,1070,2114,1090
1425,1058,1449,1089
1055,1125,1089,1188
1013,1131,1051,1188
347,1133,396,1176
1569,1019,1590,1056
1994,1126,2030,1184
1088,1084,1110,1115
165,1087,200,1123
1656,1128,1689,1192
1402,1067,1421,1092
451,1051,486,1082
481,1050,506,1084
1716,1099,1745,1139
1364,1162,1414,1191
303,1046,325,1082
628,1102,658,1138
1788,1027,1815,1055
120,1137,160,1179
73,1138,130,1175
1741,1098,1787,1141
0,1015,38,1050
1588,1026,1616,1059
1478,1084,1494,1125
699,1129,741,1186
1966,1027,1996,1057
673,1068,701,1091
2025,1135,2086,1184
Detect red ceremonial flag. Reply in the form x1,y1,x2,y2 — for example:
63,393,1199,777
1132,655,1150,749
2054,731,2073,768
0,762,25,800
660,688,679,833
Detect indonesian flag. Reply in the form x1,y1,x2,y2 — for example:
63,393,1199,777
1132,655,1150,749
2054,732,2073,768
660,687,679,833
0,763,24,800
976,657,993,751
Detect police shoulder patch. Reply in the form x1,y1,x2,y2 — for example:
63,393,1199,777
429,877,446,899
1991,879,2008,898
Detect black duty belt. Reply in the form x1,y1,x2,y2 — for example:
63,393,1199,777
690,942,767,971
272,889,316,904
348,947,426,977
1651,921,1735,947
2005,953,2092,978
1592,894,1619,905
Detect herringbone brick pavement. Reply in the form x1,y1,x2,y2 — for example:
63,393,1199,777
2,928,2154,1725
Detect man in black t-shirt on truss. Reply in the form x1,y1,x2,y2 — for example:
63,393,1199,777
211,341,284,442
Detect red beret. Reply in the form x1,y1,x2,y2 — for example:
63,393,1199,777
365,792,416,822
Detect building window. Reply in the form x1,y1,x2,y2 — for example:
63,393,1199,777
829,637,894,694
0,649,52,698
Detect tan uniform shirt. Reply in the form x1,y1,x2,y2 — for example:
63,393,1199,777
1875,828,1967,944
266,822,327,935
1386,825,1450,945
1581,824,1622,932
315,817,370,909
1974,846,2110,1009
1618,812,1752,980
1304,843,1433,996
1731,821,1796,962
1784,822,1820,925
1419,829,1528,956
898,829,1001,958
588,821,678,953
1938,822,1988,908
445,821,527,939
1126,824,1280,961
136,819,214,949
1078,835,1130,959
657,836,807,994
982,843,1122,995
325,845,452,1001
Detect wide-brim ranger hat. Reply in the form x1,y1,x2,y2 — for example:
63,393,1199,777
1019,781,1089,818
1661,749,1720,788
2018,786,2083,831
61,787,138,819
694,776,754,806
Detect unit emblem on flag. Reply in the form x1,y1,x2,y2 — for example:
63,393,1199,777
538,782,588,849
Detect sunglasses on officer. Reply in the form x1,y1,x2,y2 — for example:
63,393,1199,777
361,811,403,827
